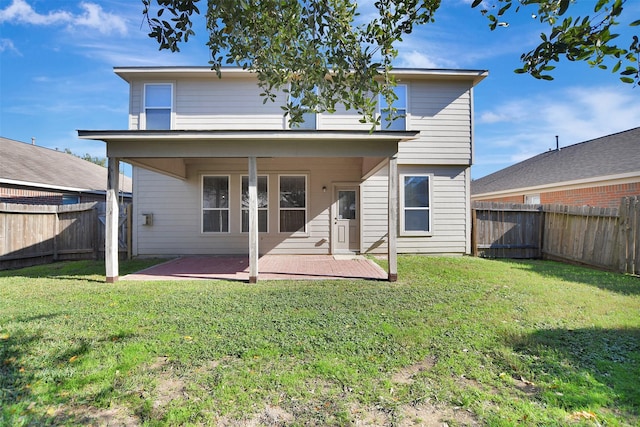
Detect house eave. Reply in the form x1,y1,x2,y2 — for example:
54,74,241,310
78,130,417,179
0,177,132,197
472,171,640,199
113,66,488,86
78,129,418,142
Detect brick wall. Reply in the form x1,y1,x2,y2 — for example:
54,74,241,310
540,182,640,208
0,186,63,204
474,182,640,208
472,194,524,203
0,185,106,205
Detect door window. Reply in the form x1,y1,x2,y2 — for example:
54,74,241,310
338,190,356,220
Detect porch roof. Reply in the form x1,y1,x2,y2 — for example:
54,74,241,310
78,129,418,178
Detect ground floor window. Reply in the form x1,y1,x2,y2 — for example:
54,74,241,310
525,194,540,204
242,175,268,232
202,175,229,232
279,175,306,233
400,174,431,235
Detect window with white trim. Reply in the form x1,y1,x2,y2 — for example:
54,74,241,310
525,194,540,204
379,84,407,130
400,174,431,235
288,86,318,129
144,83,172,130
279,175,306,233
202,176,229,233
241,175,268,233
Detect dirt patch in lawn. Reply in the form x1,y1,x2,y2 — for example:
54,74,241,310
52,405,140,426
352,401,479,426
217,405,295,426
391,356,437,384
149,356,187,417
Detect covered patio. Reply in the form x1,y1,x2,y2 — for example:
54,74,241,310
122,254,388,281
78,129,418,283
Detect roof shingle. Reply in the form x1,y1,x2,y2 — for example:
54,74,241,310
472,127,640,195
0,137,132,193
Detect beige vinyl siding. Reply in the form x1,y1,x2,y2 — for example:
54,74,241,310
361,164,470,255
129,78,286,131
319,101,372,131
133,157,365,256
129,82,142,130
360,168,389,254
398,81,472,165
174,79,285,130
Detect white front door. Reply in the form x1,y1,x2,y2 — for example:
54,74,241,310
333,187,359,253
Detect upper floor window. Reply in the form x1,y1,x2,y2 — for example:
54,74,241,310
144,84,172,130
400,174,431,235
379,84,407,130
288,86,318,130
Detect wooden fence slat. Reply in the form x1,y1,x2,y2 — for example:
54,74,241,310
472,197,640,275
1,202,130,270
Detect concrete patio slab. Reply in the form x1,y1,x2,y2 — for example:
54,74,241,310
122,255,388,281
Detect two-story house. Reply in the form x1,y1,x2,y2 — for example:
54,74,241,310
79,67,487,282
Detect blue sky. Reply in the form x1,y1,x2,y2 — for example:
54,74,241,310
1,0,639,179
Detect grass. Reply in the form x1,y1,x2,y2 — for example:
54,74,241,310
0,256,638,426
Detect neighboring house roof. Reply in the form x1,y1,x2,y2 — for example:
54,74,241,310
0,136,132,194
472,127,640,196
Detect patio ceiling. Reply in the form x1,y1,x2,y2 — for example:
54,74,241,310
78,129,418,178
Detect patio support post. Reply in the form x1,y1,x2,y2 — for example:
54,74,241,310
248,156,259,283
106,157,120,283
388,155,398,282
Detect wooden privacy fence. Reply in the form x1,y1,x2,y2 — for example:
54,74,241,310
472,197,640,275
0,202,130,270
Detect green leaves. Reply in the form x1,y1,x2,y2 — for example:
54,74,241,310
142,0,638,123
141,0,445,126
477,0,639,85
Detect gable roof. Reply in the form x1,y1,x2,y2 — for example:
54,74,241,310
472,127,640,196
0,136,132,194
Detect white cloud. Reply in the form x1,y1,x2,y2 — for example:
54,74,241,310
0,0,71,25
75,41,198,66
479,85,640,141
0,38,21,55
397,50,441,69
0,0,127,35
74,2,127,35
473,84,640,177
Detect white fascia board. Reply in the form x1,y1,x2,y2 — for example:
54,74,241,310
0,177,97,193
78,130,418,142
114,66,488,85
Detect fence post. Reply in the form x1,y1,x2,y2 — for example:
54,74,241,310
126,204,132,260
93,203,100,260
471,207,477,257
619,197,631,274
622,196,639,275
538,206,545,259
53,206,59,261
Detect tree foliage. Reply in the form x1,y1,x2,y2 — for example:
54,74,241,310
64,148,107,167
142,0,639,126
474,0,640,84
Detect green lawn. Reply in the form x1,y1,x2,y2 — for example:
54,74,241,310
1,256,638,426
